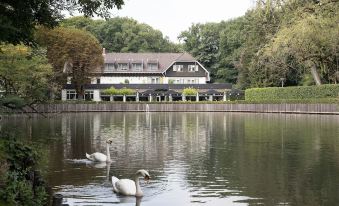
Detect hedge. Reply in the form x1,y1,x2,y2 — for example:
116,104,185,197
102,87,135,95
182,87,198,96
245,84,339,101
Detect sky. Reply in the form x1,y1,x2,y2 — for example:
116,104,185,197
113,0,254,43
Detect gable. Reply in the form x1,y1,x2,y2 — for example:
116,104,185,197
163,61,210,80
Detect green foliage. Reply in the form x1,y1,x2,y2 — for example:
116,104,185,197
0,134,48,205
119,87,135,95
251,2,339,86
103,87,135,95
182,88,198,96
37,27,104,98
61,16,181,53
245,84,339,101
179,23,224,82
180,0,339,88
0,43,53,108
103,87,119,95
0,0,124,44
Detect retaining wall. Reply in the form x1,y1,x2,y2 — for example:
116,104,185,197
18,103,339,115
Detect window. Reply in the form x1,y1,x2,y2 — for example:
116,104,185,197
151,77,159,84
148,63,158,71
132,63,143,71
188,65,198,72
66,91,77,100
104,63,115,72
96,78,100,84
84,91,94,101
173,65,183,72
117,63,129,71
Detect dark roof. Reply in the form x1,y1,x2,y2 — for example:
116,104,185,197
97,53,197,73
64,83,232,91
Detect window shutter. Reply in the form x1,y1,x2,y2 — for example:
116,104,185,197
195,65,198,71
173,65,177,71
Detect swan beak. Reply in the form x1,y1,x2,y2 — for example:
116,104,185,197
144,175,150,184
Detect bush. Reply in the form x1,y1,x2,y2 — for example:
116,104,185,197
102,87,135,95
0,134,48,206
245,84,339,101
182,87,198,96
102,87,119,95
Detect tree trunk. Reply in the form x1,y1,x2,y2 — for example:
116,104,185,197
77,94,84,100
310,64,322,85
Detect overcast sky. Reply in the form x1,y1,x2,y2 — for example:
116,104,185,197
113,0,254,43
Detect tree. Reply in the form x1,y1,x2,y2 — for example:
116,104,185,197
61,16,181,52
37,27,104,99
179,23,224,82
0,0,124,44
180,0,338,88
249,0,339,86
0,43,52,110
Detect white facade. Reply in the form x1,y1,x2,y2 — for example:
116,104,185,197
90,76,207,85
163,77,206,84
91,76,163,84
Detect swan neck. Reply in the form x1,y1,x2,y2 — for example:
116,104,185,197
106,143,111,162
134,176,142,196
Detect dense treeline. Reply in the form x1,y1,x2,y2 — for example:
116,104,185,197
179,0,339,89
61,16,181,53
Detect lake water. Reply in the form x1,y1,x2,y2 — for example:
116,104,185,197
1,112,339,206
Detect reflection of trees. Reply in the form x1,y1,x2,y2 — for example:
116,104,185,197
2,113,338,205
187,113,339,206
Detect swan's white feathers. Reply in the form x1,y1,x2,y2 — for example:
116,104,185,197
113,178,137,195
111,176,119,192
86,152,107,162
111,170,150,196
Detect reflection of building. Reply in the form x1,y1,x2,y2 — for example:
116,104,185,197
62,51,232,101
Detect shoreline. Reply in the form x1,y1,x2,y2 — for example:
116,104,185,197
4,103,337,115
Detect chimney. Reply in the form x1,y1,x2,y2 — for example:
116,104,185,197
102,48,106,56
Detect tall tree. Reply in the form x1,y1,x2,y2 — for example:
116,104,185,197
249,0,339,86
0,43,52,109
61,16,181,52
179,23,224,82
180,0,338,88
37,27,104,99
0,0,124,44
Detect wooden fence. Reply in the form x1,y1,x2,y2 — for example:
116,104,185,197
14,103,339,115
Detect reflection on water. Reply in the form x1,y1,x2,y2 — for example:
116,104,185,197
1,112,339,206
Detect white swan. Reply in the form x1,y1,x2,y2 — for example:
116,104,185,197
86,139,112,162
112,169,150,197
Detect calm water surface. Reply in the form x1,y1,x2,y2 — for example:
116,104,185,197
1,112,339,206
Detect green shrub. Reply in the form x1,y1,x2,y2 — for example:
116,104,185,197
0,134,48,206
103,87,119,95
182,87,198,96
245,84,339,101
119,87,135,95
102,87,135,95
